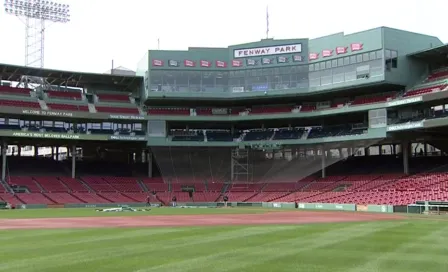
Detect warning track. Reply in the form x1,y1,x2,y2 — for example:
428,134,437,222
0,211,404,230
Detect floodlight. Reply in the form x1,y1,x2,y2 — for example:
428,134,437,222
3,0,71,68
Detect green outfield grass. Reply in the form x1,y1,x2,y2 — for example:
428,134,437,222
0,209,447,272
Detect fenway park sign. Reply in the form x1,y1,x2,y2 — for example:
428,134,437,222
234,44,302,58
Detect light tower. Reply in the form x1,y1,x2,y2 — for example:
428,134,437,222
4,0,70,87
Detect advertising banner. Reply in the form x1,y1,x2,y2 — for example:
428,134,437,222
231,60,243,67
184,60,196,67
387,122,424,132
152,59,164,66
292,55,303,62
200,60,211,67
252,84,269,92
0,130,146,141
336,46,348,55
277,56,288,63
232,87,245,93
168,60,179,67
14,109,146,120
322,50,333,57
215,61,227,68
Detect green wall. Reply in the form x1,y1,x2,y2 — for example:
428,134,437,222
309,28,383,61
149,48,229,71
382,27,443,86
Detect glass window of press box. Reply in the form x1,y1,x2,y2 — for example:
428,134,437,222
148,50,385,93
308,50,384,88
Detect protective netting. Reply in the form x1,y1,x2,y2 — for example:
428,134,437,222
151,139,383,184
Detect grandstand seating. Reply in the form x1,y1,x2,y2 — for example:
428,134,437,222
71,193,111,203
403,84,447,97
0,99,40,108
33,177,68,192
351,93,395,106
250,105,293,114
207,131,237,142
141,96,428,117
96,93,130,103
148,107,190,115
0,86,31,96
244,130,273,141
46,90,82,100
47,103,89,112
171,130,204,141
308,126,365,139
273,128,305,140
95,106,140,115
300,105,316,112
80,177,117,192
45,193,84,204
8,176,42,192
16,193,55,205
427,67,448,82
2,155,448,206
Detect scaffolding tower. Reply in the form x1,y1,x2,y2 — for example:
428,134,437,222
230,147,251,183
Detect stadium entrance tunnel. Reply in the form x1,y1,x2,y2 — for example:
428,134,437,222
150,139,383,187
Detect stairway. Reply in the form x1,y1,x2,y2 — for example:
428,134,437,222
78,178,94,192
138,180,148,192
69,193,87,203
38,99,48,110
0,179,12,193
32,178,46,193
137,106,145,116
57,177,73,193
88,103,97,113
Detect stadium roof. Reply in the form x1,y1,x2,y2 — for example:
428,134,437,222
0,63,143,90
407,44,448,60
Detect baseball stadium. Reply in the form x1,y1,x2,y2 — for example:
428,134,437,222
1,26,448,271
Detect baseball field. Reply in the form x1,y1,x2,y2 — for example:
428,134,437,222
0,207,446,272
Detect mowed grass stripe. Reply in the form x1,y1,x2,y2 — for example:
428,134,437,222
0,218,446,271
0,225,302,271
347,221,448,272
165,221,407,272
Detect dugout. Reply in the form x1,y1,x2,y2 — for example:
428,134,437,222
407,201,448,215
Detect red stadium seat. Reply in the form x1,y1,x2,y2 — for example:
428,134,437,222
97,93,130,103
95,106,139,115
46,90,82,100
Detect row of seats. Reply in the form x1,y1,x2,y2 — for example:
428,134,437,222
46,90,82,100
169,127,366,142
403,84,447,97
0,98,139,115
0,86,31,95
45,90,131,103
427,67,448,82
5,171,448,205
146,93,399,116
0,191,223,205
0,86,132,104
5,176,222,194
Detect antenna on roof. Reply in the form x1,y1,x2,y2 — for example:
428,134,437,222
111,59,114,75
266,5,269,39
158,38,160,50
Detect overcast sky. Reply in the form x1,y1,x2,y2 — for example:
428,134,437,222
0,0,446,73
